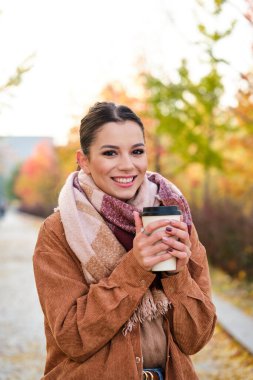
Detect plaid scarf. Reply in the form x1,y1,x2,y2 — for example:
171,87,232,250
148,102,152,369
58,170,192,334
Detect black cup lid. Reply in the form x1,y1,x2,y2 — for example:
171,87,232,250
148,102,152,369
142,205,181,216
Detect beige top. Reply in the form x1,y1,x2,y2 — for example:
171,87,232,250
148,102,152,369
141,316,167,369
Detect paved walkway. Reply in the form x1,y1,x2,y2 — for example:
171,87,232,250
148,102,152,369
0,209,46,380
213,293,253,355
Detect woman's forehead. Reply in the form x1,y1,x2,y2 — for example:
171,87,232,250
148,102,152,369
93,121,144,145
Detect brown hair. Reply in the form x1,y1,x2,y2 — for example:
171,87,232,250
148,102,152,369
80,102,144,155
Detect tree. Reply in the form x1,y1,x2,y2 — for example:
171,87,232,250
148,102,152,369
14,141,60,216
142,0,237,203
0,11,33,208
56,126,80,183
0,59,32,95
0,50,33,112
216,0,253,204
0,8,32,104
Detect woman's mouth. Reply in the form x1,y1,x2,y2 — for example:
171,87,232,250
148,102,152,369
112,176,137,186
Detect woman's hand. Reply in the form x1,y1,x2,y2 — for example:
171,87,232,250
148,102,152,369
133,211,191,272
133,211,177,271
162,218,192,273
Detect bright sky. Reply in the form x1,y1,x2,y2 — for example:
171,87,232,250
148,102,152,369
0,0,252,145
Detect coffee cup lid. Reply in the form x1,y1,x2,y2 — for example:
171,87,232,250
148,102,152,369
142,205,181,216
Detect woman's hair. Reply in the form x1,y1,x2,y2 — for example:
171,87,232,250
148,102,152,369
80,102,144,155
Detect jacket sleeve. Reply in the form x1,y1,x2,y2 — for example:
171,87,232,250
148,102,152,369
33,214,155,362
161,224,217,355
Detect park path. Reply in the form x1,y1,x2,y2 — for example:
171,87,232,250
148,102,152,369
0,209,45,380
0,209,253,380
213,293,253,355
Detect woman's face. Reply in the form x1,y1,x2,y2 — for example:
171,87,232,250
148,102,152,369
78,120,148,200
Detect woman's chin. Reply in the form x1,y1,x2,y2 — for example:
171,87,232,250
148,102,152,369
111,188,138,201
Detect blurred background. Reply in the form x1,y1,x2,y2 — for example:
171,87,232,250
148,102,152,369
0,0,253,379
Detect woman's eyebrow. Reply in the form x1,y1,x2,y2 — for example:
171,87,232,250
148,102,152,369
100,145,118,150
100,143,145,150
132,143,145,148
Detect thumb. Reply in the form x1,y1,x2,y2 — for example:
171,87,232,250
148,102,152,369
133,211,143,234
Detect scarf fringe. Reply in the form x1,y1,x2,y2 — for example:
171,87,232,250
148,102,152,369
122,288,170,335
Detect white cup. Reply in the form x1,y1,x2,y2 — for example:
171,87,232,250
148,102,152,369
142,206,182,272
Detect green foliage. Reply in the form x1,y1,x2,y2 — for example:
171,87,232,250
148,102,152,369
4,164,21,201
0,10,32,96
197,20,236,42
196,0,228,15
144,58,228,174
142,0,239,202
0,56,33,95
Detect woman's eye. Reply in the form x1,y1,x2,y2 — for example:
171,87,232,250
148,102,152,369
102,150,117,156
132,149,145,155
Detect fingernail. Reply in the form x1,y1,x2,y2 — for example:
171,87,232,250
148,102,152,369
166,227,173,232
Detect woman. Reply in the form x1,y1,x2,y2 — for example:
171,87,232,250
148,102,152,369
33,102,216,380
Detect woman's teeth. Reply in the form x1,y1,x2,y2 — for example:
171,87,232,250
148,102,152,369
113,177,134,183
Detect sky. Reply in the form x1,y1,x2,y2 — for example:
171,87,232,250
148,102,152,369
0,0,252,145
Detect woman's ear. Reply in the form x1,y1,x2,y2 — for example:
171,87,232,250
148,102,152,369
76,149,91,174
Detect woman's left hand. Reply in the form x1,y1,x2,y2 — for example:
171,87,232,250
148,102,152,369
162,219,192,273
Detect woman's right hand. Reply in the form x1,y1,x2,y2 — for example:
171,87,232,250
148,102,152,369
132,211,173,271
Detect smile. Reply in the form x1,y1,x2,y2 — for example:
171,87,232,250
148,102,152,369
112,176,137,184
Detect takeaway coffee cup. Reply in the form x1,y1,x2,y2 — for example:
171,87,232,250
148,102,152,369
142,205,182,272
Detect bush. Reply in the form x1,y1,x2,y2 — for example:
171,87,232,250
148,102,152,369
191,198,253,281
18,203,54,218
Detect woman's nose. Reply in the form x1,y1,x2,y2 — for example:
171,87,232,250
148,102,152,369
117,154,135,170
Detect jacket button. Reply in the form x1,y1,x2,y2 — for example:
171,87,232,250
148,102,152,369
135,356,141,364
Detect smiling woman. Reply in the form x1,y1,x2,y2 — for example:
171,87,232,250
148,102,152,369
77,120,147,200
33,101,216,380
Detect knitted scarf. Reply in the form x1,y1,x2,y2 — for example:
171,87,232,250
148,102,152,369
58,170,192,334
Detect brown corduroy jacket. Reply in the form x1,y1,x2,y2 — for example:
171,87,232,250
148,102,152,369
33,212,216,380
